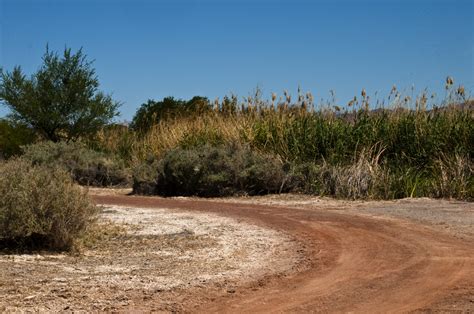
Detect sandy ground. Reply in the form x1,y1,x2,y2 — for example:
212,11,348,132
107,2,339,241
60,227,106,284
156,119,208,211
0,203,299,312
93,191,474,313
216,194,474,240
1,189,473,312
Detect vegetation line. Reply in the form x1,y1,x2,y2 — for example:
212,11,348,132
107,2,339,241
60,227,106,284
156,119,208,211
1,47,473,202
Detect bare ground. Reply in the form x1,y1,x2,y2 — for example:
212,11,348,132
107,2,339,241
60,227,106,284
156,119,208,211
1,189,473,312
0,202,299,312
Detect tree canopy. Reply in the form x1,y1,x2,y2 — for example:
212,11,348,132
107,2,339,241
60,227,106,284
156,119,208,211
131,96,210,132
0,46,119,142
0,119,36,159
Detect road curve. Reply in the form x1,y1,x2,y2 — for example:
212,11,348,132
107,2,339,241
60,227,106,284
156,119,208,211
92,194,474,313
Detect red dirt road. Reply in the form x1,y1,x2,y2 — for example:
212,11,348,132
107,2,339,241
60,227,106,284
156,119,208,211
93,194,474,313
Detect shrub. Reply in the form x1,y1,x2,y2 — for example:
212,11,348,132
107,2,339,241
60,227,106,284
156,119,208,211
133,144,286,197
0,119,36,159
132,156,160,195
0,158,98,251
21,141,131,187
285,162,322,194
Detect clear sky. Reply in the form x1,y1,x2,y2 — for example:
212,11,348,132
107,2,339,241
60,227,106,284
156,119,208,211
1,0,472,121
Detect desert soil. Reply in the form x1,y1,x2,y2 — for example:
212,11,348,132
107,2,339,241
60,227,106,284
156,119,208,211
1,189,473,312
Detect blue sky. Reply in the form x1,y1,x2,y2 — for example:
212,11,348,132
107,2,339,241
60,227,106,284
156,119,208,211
1,0,472,121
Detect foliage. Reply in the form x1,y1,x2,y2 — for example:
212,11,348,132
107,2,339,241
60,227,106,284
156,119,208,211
0,118,36,159
133,144,286,197
248,107,473,168
21,141,131,187
0,158,98,251
0,46,119,142
132,155,160,195
431,154,473,200
87,82,474,200
88,123,134,162
130,96,211,132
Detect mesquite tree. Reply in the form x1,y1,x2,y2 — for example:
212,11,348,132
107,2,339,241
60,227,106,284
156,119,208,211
0,46,119,142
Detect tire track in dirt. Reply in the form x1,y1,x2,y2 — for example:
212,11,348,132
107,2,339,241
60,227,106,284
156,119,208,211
92,194,474,313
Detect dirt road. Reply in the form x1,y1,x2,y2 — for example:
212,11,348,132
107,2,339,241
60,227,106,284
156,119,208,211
92,194,474,313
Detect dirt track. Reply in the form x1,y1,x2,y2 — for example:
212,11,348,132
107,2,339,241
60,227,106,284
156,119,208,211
93,194,474,313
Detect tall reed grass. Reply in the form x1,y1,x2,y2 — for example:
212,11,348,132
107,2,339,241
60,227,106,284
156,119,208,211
91,83,473,200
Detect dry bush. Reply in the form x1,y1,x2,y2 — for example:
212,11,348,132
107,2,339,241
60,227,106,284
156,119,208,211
432,154,473,200
318,146,389,199
0,158,98,251
22,141,131,187
132,156,161,195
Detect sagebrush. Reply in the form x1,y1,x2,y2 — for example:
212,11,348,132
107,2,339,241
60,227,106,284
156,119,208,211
0,158,98,251
22,141,131,187
133,144,286,197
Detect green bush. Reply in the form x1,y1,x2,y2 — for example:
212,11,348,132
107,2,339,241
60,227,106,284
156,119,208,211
0,158,98,251
285,162,322,194
21,141,131,187
0,119,36,159
133,144,286,197
132,156,160,195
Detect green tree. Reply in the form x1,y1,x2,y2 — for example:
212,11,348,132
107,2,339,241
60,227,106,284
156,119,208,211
0,46,119,142
131,96,210,132
0,119,36,159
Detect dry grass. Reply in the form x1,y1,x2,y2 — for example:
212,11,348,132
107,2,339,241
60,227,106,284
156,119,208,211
86,84,473,200
432,154,473,199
